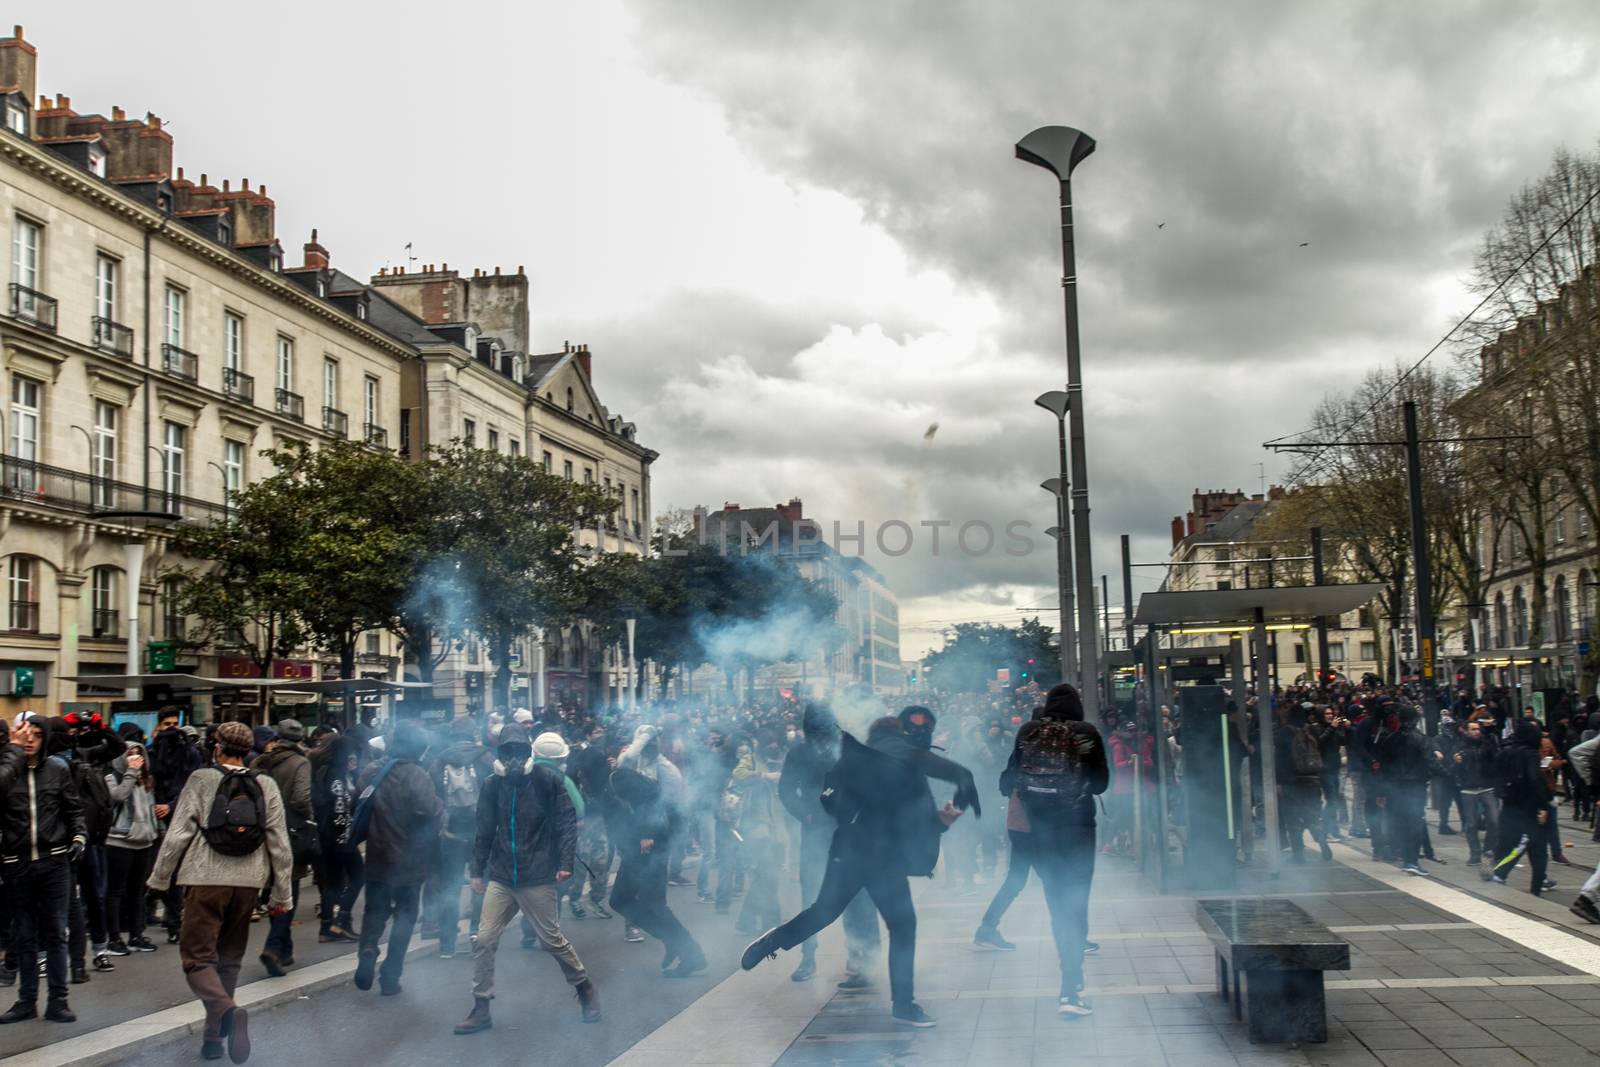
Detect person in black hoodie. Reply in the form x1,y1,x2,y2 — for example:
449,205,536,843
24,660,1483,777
58,713,124,981
742,715,969,1029
0,716,87,1024
1493,717,1555,895
312,736,365,942
427,718,488,956
146,708,200,944
777,704,881,986
560,720,615,920
453,724,598,1034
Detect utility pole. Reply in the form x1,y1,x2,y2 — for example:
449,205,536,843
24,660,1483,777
1311,526,1332,685
1403,401,1439,733
1121,534,1136,655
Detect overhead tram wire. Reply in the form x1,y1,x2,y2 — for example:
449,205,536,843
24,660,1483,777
1264,179,1600,485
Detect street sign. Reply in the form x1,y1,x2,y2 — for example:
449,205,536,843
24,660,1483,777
1581,641,1592,657
996,668,1011,684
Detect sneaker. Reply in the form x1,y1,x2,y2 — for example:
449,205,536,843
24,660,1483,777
624,926,645,943
739,929,782,971
667,876,693,887
662,949,707,978
128,936,159,952
1541,879,1559,891
1084,940,1100,955
1491,873,1509,885
1058,993,1093,1018
837,973,871,992
588,902,613,919
438,947,456,959
892,1002,936,1028
105,939,131,957
973,926,1016,951
1402,864,1426,876
568,902,588,920
1571,895,1600,924
697,893,715,904
93,953,115,973
1439,825,1457,835
0,1000,37,1024
791,959,816,982
167,930,181,945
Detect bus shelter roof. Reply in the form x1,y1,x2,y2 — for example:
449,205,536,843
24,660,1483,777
1133,583,1385,627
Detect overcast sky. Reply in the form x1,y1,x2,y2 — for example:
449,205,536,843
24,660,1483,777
29,1,1600,657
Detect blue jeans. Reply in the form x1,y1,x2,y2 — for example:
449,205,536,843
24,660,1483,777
264,869,301,958
11,857,71,1003
359,880,421,986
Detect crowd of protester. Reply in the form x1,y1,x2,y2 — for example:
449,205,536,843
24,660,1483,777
5,672,1600,1060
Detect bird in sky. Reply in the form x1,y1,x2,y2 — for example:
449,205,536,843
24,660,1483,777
1298,241,1309,247
924,422,940,442
1156,222,1166,229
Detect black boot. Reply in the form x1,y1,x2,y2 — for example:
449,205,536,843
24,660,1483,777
70,963,89,985
454,996,492,1035
663,944,707,978
0,1000,36,1024
739,928,782,971
44,998,76,1023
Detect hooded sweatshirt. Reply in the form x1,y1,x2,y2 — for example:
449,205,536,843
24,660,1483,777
473,754,577,888
105,749,160,849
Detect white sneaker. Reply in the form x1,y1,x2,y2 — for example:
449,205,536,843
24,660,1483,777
1058,994,1093,1018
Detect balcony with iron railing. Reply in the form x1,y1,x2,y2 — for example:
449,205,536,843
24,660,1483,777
91,608,120,639
223,367,255,404
1,455,231,525
161,343,199,381
91,316,135,360
323,407,348,437
9,284,57,331
276,388,305,421
364,422,387,447
8,600,39,633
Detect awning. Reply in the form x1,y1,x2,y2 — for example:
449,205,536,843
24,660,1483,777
1133,583,1386,627
61,674,431,694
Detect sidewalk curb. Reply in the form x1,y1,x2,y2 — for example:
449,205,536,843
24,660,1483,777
6,936,439,1067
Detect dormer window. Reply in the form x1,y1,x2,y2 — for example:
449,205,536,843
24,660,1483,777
156,192,173,214
356,302,367,321
316,277,327,298
566,387,574,411
217,220,232,247
5,104,25,135
87,144,107,178
269,251,283,272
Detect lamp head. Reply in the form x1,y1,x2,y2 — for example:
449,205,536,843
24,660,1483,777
1016,126,1096,181
1035,390,1069,419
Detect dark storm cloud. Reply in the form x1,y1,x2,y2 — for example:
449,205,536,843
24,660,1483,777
619,0,1600,627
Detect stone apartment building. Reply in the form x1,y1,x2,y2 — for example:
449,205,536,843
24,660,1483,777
0,27,655,722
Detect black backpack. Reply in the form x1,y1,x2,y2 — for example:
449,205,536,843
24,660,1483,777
202,771,268,857
1014,720,1096,834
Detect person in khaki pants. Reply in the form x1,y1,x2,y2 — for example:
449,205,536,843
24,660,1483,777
454,725,599,1034
149,721,293,1064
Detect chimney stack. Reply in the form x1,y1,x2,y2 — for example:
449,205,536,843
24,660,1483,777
302,227,329,270
1171,517,1185,548
574,342,591,381
0,26,37,107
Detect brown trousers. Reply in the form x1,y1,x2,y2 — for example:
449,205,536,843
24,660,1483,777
179,885,258,1040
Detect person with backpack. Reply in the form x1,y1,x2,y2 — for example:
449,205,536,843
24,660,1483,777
1491,717,1556,895
0,717,87,1026
1274,703,1333,863
453,724,600,1034
312,736,364,943
250,720,314,977
146,719,293,1063
429,718,487,957
562,720,616,920
1000,683,1107,1019
741,715,970,1029
352,723,441,996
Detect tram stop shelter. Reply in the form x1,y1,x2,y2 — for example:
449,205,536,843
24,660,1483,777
1132,583,1384,891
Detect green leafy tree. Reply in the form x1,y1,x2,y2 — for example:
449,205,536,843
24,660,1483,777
923,617,1058,693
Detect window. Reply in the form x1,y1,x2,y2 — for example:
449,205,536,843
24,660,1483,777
95,254,118,321
399,409,411,454
8,556,36,632
223,439,245,500
1513,586,1529,646
10,373,41,458
509,439,520,458
162,577,185,640
1215,580,1232,591
87,143,107,177
463,419,475,446
217,219,232,247
563,459,573,481
1293,643,1306,663
1556,576,1574,643
542,450,553,473
5,104,25,135
1582,509,1593,539
12,216,40,293
1555,509,1567,545
224,313,243,372
1495,592,1508,648
364,376,378,428
163,285,185,347
566,387,574,412
92,401,117,507
162,421,186,509
1328,642,1346,663
356,302,367,321
584,467,593,485
316,276,327,298
1359,641,1377,661
322,357,339,410
91,567,116,637
488,427,499,452
603,476,611,495
276,336,294,391
365,631,381,655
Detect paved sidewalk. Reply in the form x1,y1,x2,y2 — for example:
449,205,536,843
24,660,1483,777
753,825,1600,1067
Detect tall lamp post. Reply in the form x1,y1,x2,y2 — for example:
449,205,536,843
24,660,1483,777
1036,393,1077,687
1018,124,1100,718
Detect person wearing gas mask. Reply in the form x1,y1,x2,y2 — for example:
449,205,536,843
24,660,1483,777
453,725,598,1034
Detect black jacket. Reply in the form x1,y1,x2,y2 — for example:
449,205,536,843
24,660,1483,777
0,749,87,866
358,758,442,885
822,733,947,877
472,762,576,889
566,742,612,812
148,727,201,808
1500,722,1554,814
778,739,838,830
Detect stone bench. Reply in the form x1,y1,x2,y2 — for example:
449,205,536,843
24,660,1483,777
1196,898,1351,1044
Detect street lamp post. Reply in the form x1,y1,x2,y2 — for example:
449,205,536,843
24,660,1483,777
625,617,637,711
1037,393,1077,687
1018,125,1101,718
